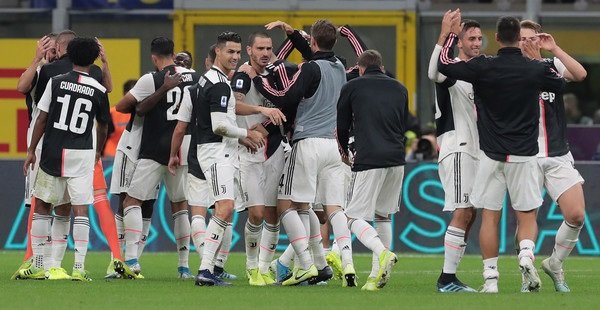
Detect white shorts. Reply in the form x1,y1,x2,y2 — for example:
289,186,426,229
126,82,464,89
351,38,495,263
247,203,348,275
239,146,285,209
33,168,93,206
345,166,404,221
438,152,479,211
127,158,186,202
24,148,42,205
538,152,584,201
109,150,137,195
278,138,344,206
203,162,242,204
186,173,213,208
471,154,542,211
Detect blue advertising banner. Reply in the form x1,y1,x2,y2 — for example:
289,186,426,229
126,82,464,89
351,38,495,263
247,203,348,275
31,0,173,9
1,160,599,255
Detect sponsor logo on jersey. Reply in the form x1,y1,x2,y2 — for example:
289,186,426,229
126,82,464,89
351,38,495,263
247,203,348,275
236,79,244,89
540,92,556,103
220,96,228,107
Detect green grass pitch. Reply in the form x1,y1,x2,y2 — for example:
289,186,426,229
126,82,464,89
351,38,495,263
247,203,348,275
2,251,599,309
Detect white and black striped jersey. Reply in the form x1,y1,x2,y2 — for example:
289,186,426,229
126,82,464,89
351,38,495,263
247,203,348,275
128,65,200,166
177,66,239,169
537,57,569,158
231,64,282,162
429,44,479,162
115,112,143,161
37,70,110,177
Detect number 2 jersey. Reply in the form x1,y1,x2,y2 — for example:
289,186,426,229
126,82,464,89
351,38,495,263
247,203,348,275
37,70,110,177
127,65,200,165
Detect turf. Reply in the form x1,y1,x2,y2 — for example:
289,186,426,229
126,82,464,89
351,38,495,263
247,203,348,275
2,251,599,309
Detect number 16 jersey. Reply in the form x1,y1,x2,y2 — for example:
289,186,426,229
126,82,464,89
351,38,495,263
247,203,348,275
37,70,110,177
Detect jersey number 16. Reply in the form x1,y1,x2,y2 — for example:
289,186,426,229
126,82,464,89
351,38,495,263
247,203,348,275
53,94,92,134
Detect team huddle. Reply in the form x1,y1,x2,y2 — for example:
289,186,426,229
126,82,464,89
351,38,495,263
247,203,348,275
11,12,587,293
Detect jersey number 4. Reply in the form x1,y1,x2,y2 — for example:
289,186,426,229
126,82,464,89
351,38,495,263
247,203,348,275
53,94,92,134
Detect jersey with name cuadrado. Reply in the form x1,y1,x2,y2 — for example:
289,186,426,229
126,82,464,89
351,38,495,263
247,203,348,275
231,64,281,162
429,45,479,162
537,57,568,158
37,70,110,177
128,65,200,166
178,66,239,170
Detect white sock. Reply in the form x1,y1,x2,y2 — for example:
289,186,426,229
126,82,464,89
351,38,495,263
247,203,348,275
443,226,467,274
137,218,151,258
31,213,52,270
200,217,227,272
308,209,327,270
123,205,142,261
50,215,70,268
331,239,340,254
280,209,312,270
244,220,263,270
329,210,354,268
370,218,392,278
279,244,295,267
191,215,206,262
173,210,191,268
483,257,499,283
551,221,582,263
115,214,124,251
349,218,385,255
518,239,536,262
215,224,233,269
258,222,279,274
73,216,90,271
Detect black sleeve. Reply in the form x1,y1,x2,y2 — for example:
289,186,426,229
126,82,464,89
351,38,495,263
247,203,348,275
230,71,252,95
96,93,111,124
339,25,368,58
437,33,479,83
34,65,49,104
336,83,353,156
539,63,566,93
207,82,231,113
288,30,313,61
252,61,319,112
275,38,294,60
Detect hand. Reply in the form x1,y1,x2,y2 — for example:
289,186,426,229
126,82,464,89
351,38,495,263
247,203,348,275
265,20,294,35
95,38,108,64
250,123,269,136
258,107,286,125
162,71,182,90
35,36,53,62
246,129,265,148
341,152,352,166
23,151,36,176
450,10,462,35
168,155,180,176
520,38,541,60
536,33,558,53
238,63,257,79
239,137,258,154
95,151,101,163
440,10,454,37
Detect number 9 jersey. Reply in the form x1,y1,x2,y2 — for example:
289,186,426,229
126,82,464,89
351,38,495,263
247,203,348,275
37,70,110,177
128,65,200,165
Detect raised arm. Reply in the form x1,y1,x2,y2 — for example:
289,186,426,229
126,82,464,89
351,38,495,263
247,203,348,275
438,33,478,83
251,62,316,112
537,33,587,82
96,38,113,93
17,36,52,94
339,25,367,58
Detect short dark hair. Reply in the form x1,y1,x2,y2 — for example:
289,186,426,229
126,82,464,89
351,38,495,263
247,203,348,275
207,44,217,63
123,79,137,94
56,30,76,47
310,19,337,51
357,50,382,68
520,20,542,33
496,16,521,44
150,37,174,57
216,32,242,48
248,31,271,47
459,19,481,38
67,37,100,67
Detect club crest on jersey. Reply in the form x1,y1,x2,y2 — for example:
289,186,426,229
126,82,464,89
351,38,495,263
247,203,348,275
220,96,228,107
236,79,244,89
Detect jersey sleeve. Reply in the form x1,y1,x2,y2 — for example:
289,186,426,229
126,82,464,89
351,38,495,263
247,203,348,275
339,25,368,57
438,33,479,83
96,93,111,124
230,71,252,95
275,38,294,60
37,79,53,113
208,82,232,113
177,86,193,123
553,57,567,76
428,44,448,83
128,73,155,102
